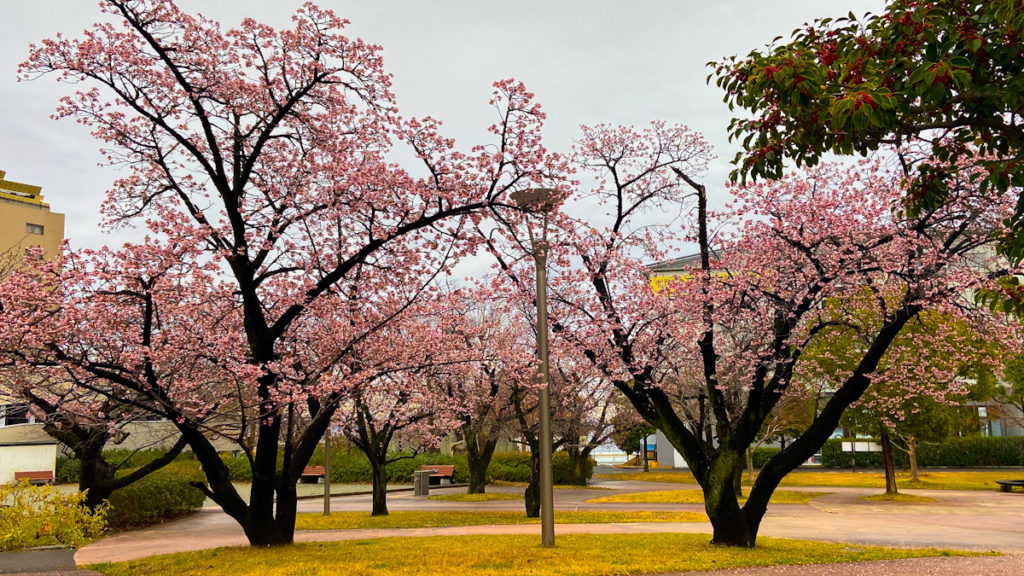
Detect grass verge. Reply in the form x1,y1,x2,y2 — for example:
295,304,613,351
428,493,521,503
587,489,823,504
294,510,706,530
597,469,1016,490
87,533,979,576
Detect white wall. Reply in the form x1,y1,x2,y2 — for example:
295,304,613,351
655,430,687,468
0,443,57,484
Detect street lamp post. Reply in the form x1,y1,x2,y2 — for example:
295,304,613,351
510,188,557,548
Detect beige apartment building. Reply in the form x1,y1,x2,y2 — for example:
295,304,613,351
0,169,65,267
0,169,64,482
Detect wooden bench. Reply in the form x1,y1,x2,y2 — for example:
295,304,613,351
996,479,1024,493
14,470,54,485
419,465,456,486
299,466,326,484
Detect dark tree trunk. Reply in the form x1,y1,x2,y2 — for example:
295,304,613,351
907,436,919,482
565,447,591,487
75,432,117,510
732,463,743,498
464,430,498,494
524,448,541,518
703,449,757,547
370,459,390,516
880,427,898,494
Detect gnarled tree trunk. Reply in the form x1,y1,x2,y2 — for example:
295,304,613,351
463,429,498,494
565,446,591,487
370,459,390,516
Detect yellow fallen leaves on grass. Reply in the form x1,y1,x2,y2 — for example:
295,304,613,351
294,510,706,531
89,533,978,576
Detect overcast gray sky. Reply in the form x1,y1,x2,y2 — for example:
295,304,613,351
1,0,883,252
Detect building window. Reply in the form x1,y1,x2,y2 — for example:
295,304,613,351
26,223,44,235
1,403,31,426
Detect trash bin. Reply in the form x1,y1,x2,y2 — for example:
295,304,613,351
413,470,431,496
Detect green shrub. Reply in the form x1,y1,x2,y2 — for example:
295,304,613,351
483,452,594,484
488,452,532,483
319,449,595,485
0,482,106,551
916,436,1024,467
821,439,897,468
55,456,81,484
328,450,374,483
821,436,1024,468
218,453,254,481
325,450,471,484
751,447,781,469
106,463,206,529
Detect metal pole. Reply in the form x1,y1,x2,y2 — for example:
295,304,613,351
323,426,331,516
535,239,555,548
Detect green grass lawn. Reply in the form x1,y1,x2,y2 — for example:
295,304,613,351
294,510,707,530
88,533,978,576
587,489,824,505
597,469,1016,490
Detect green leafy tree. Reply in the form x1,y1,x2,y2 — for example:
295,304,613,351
998,352,1024,427
609,394,655,463
713,0,1024,256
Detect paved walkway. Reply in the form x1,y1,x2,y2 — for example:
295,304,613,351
60,477,1024,574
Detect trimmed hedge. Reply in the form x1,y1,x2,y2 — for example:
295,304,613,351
313,449,592,485
106,463,206,529
821,436,1024,468
750,447,781,469
68,446,594,490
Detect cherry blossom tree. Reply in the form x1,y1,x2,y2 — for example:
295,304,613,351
328,297,471,516
550,366,617,486
13,0,564,546
433,298,525,495
0,243,240,508
543,119,1016,546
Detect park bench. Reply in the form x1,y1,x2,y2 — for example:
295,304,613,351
299,466,326,484
13,470,54,485
419,464,456,486
995,479,1024,493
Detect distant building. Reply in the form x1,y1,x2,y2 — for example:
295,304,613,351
0,169,65,267
0,169,62,482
